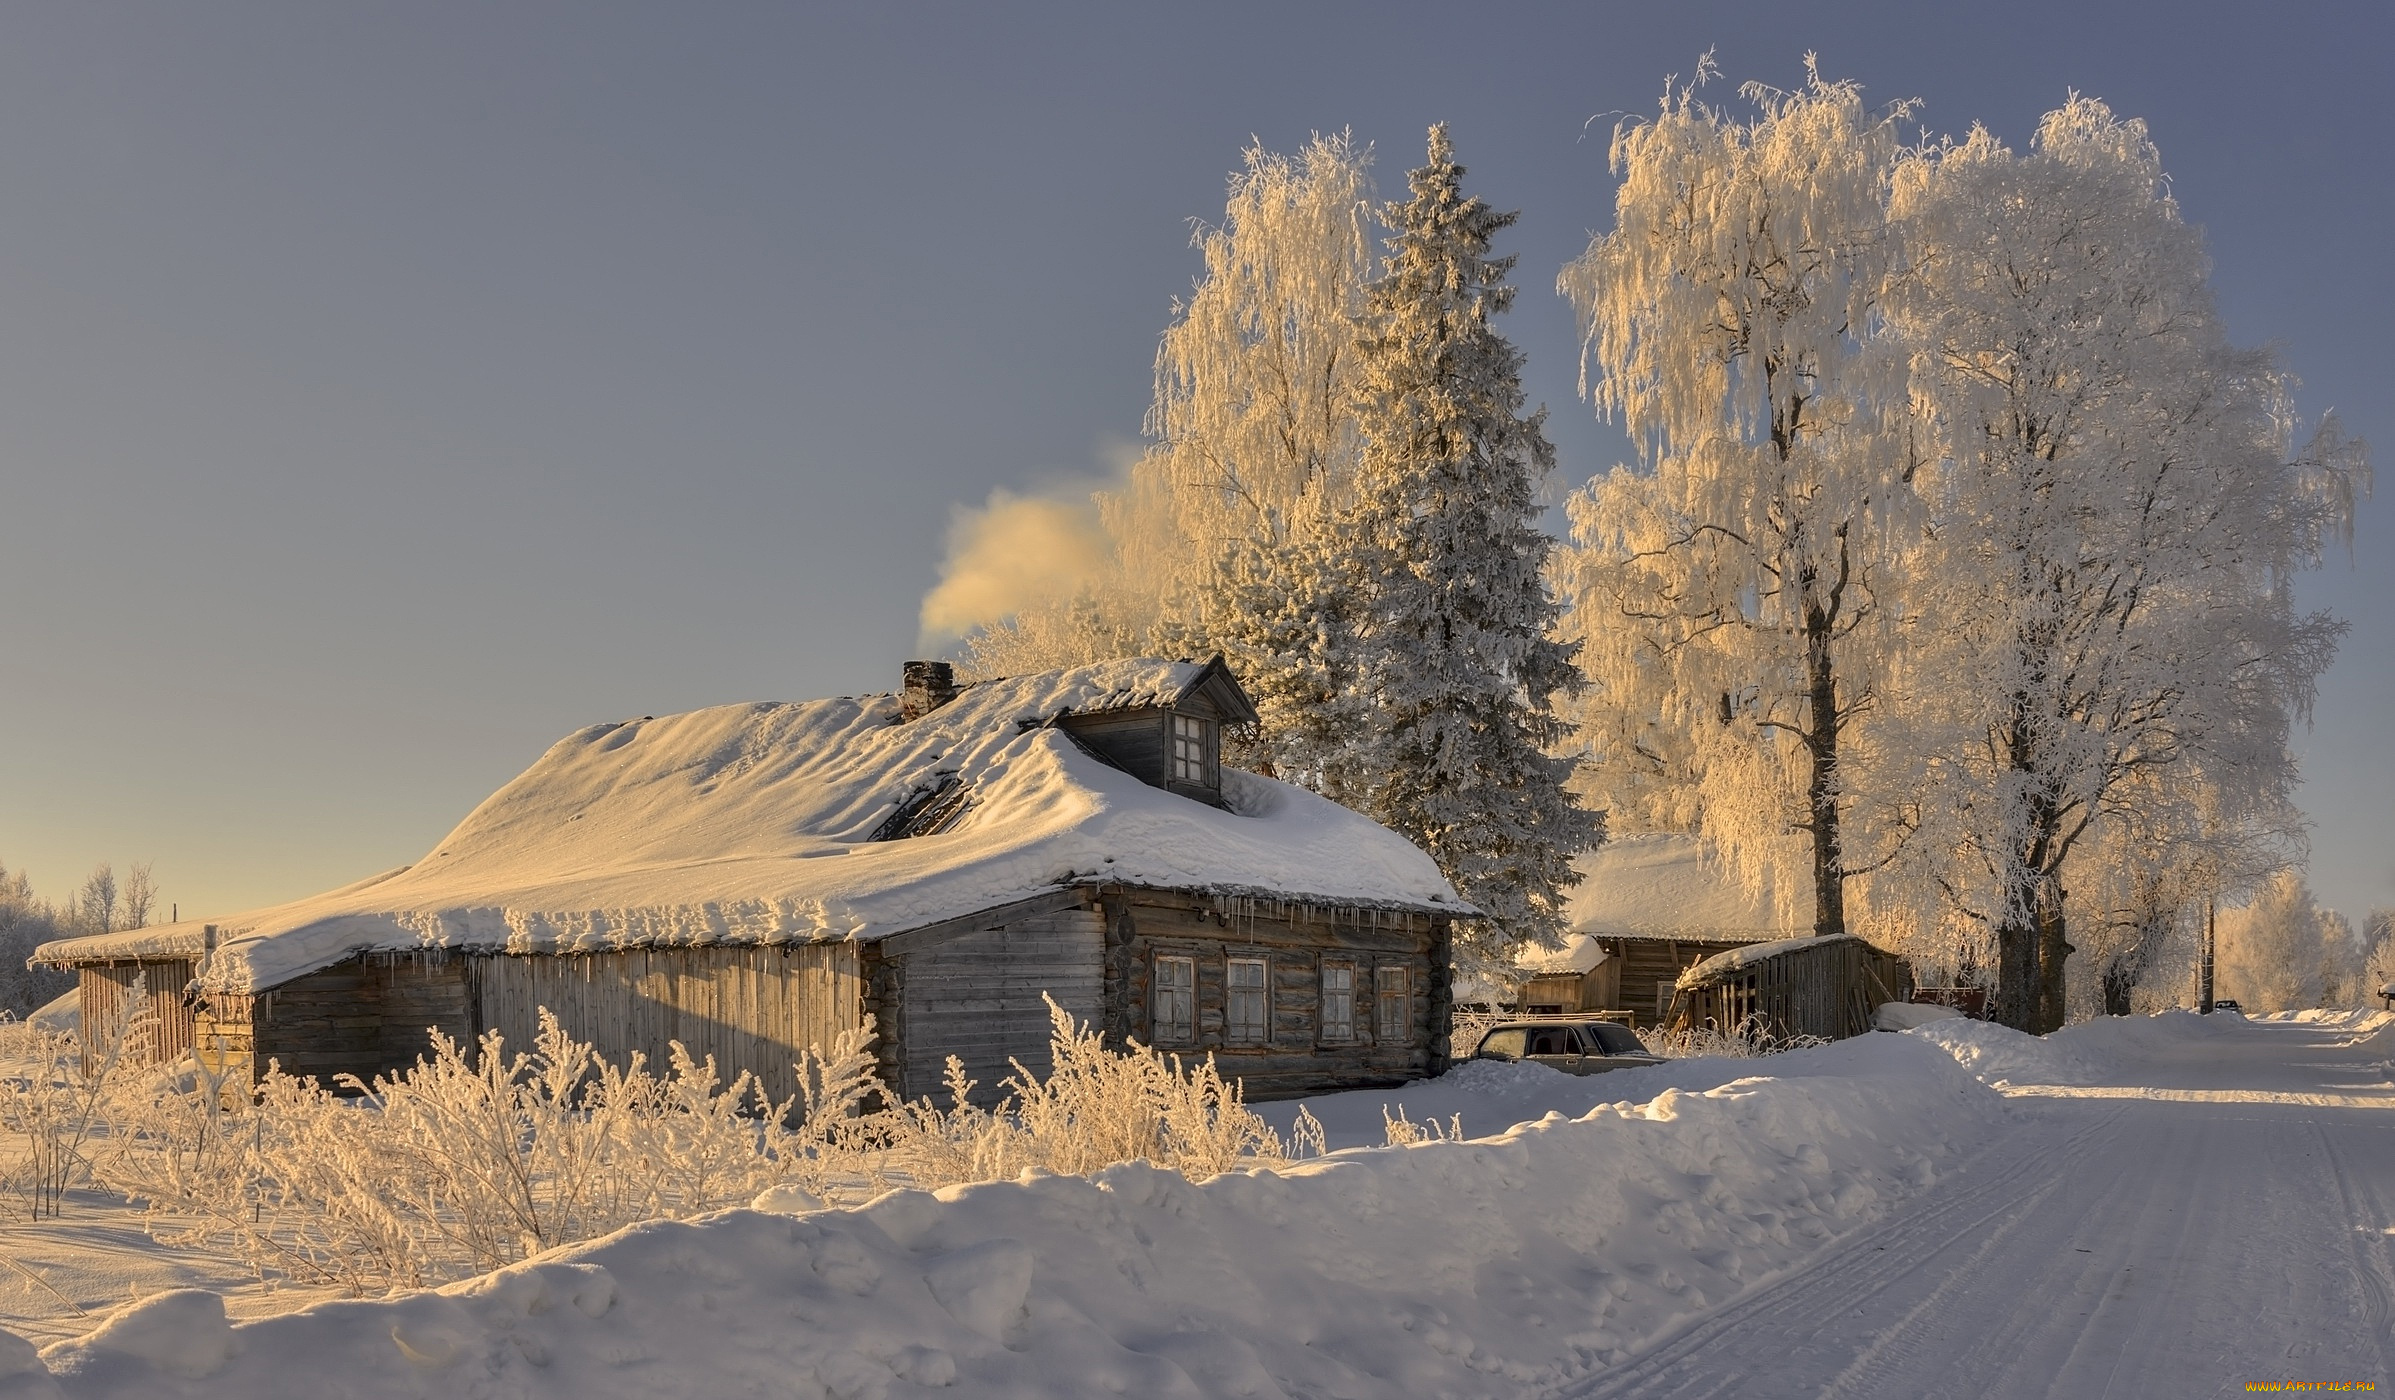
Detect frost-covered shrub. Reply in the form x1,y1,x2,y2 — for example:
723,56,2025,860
1638,1015,1828,1060
886,997,1313,1187
58,996,1308,1296
0,999,154,1219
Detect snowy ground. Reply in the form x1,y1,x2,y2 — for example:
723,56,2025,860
5,1011,2389,1398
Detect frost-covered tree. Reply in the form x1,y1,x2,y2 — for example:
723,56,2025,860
2216,872,2362,1011
962,135,1374,682
73,863,119,936
0,861,74,1015
1557,61,1920,939
1887,99,2368,1030
1265,126,1596,973
2364,910,2395,1006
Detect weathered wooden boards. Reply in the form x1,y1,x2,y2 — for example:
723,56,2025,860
97,887,1449,1109
1675,937,1915,1042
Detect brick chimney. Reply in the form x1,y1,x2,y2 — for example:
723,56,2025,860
901,660,958,721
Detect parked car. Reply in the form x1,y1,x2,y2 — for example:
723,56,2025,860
2210,999,2243,1014
1472,1019,1666,1075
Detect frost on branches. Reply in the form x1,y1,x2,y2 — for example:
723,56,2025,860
1236,126,1596,979
1886,98,2367,1030
1557,62,1921,942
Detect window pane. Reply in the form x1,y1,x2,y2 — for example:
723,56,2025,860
1152,957,1194,1043
1478,1028,1525,1058
1226,958,1267,1044
1322,964,1354,1039
1375,966,1408,1042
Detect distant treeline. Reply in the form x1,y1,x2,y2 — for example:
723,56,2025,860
0,859,159,1015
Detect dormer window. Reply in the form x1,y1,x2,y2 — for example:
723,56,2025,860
1170,713,1217,787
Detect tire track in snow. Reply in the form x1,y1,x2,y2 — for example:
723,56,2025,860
1550,1021,2395,1400
1548,1103,2120,1400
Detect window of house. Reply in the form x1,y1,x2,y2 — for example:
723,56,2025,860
1375,966,1409,1042
1152,956,1195,1045
1320,963,1355,1041
1171,713,1216,786
1225,957,1268,1046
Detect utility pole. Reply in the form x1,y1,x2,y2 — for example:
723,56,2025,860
2199,895,2216,1014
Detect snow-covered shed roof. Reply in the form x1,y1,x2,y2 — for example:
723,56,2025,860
1675,933,1863,991
1563,833,1801,943
38,659,1461,995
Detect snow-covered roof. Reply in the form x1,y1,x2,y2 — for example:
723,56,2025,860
1563,834,1800,942
1676,933,1861,990
38,659,1461,995
1517,933,1609,977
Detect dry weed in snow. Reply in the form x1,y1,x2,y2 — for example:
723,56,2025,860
5,995,1329,1299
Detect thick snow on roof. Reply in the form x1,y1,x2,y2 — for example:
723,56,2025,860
39,661,1458,994
1676,933,1861,990
1517,933,1609,976
1563,833,1800,941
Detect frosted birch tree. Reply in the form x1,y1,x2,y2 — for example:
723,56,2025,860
962,135,1374,682
1263,126,1595,973
1888,98,2367,1030
1557,62,1920,940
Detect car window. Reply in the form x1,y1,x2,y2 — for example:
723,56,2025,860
1590,1022,1645,1055
1528,1029,1575,1056
1478,1028,1527,1058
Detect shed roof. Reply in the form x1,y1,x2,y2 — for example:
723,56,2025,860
39,659,1459,994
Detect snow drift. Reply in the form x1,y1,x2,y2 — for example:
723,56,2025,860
19,1033,2005,1399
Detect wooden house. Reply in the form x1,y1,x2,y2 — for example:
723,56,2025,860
36,658,1463,1104
1672,934,1916,1042
1494,834,1800,1026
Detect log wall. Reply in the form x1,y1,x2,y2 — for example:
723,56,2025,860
1099,889,1448,1100
197,953,473,1089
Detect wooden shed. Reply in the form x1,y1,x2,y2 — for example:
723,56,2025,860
1508,834,1800,1027
1670,934,1916,1042
37,657,1462,1105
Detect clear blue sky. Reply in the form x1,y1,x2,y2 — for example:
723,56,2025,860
1,2,2386,930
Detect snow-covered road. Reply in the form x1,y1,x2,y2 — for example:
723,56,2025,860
1561,1015,2395,1399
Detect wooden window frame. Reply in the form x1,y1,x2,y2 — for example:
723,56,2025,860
1319,960,1356,1043
1151,954,1195,1046
1375,965,1410,1044
1224,955,1269,1047
1170,712,1217,787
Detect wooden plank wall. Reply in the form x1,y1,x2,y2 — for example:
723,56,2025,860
470,943,863,1110
1593,937,1758,1027
893,910,1104,1105
222,954,474,1089
1679,939,1916,1042
1101,890,1445,1101
1056,711,1168,786
77,961,196,1065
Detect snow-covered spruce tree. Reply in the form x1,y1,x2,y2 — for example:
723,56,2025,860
1887,99,2367,1031
1556,62,1920,940
1277,125,1596,974
962,135,1374,683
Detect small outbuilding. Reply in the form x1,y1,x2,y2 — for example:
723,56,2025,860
1501,835,1801,1025
1672,934,1916,1042
36,658,1464,1104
